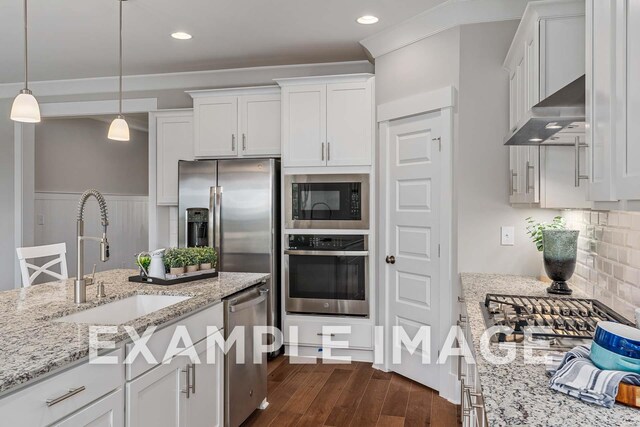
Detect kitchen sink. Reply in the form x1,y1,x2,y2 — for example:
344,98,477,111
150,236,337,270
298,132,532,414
54,295,191,325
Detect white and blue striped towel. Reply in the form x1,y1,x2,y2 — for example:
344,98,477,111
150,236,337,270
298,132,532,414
546,345,640,408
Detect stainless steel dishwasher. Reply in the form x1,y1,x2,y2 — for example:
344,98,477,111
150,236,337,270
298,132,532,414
224,283,269,427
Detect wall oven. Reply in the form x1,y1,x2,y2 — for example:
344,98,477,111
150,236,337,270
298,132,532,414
285,174,369,229
284,234,369,316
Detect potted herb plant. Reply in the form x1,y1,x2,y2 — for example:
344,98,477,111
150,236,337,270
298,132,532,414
185,248,199,273
165,248,186,276
199,247,217,271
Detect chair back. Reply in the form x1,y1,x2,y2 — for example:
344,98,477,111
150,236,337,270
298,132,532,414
16,243,69,287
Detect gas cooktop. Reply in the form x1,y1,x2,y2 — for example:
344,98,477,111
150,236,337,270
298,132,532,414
481,293,634,349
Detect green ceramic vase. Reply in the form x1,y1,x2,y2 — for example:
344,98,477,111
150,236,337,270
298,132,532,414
542,229,579,295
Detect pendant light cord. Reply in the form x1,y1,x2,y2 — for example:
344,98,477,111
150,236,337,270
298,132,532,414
24,0,29,89
118,0,123,116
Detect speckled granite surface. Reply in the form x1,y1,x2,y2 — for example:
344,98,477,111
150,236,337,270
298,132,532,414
0,269,268,395
460,273,639,427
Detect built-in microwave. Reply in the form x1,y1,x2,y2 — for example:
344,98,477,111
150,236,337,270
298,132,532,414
284,174,369,229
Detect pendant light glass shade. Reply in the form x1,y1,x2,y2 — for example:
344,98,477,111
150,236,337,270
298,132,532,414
108,115,130,141
12,0,40,123
108,0,130,141
11,89,41,123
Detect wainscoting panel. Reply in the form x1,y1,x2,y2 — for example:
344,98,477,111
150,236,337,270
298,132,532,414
34,193,148,279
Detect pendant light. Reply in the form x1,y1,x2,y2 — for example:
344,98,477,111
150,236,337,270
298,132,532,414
108,0,130,141
11,0,41,123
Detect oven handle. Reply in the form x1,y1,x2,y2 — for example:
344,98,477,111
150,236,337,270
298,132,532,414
284,250,369,256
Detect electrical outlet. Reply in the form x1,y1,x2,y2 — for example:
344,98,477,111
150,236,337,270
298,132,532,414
501,226,515,246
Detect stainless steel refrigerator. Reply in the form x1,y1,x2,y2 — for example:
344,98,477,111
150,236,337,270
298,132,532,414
178,158,280,343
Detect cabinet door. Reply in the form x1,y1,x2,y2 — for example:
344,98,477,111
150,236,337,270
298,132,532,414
326,82,373,166
282,85,326,167
53,389,124,427
184,342,224,427
540,146,590,209
239,94,281,157
515,55,526,126
539,16,585,98
509,71,518,132
526,31,539,109
614,0,640,200
126,355,188,427
508,146,520,203
522,146,540,204
157,113,194,205
194,96,238,158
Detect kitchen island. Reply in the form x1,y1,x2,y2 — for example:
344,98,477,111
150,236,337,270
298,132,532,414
460,273,638,426
0,269,268,396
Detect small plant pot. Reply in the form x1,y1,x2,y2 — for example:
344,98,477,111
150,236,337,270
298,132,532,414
170,267,185,275
186,265,199,273
200,263,212,270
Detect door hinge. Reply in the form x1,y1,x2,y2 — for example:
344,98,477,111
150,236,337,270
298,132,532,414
433,137,442,152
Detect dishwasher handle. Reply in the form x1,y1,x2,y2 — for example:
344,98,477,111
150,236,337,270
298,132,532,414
229,288,269,313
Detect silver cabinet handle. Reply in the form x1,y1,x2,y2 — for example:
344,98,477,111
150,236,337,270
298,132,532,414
525,161,533,194
327,142,331,161
574,136,588,187
229,293,267,313
242,133,246,151
46,386,86,407
458,296,465,303
509,169,517,196
317,333,336,337
190,363,196,394
231,134,236,151
182,363,195,398
321,142,325,161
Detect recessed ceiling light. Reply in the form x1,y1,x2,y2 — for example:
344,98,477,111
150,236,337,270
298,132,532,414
357,15,379,25
529,138,543,142
171,32,192,40
545,122,562,129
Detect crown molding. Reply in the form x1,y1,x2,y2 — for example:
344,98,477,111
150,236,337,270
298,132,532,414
0,60,373,99
360,0,530,59
274,73,374,87
187,85,280,98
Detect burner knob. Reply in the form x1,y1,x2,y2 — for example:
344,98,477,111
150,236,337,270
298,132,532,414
385,255,396,264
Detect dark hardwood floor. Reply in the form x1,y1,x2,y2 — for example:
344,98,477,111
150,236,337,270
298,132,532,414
241,356,460,427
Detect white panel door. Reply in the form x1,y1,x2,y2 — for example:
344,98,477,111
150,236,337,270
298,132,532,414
194,96,238,158
54,389,124,427
385,112,441,389
282,85,326,167
184,342,224,427
326,82,372,166
126,355,188,427
615,0,640,200
240,94,281,157
540,16,586,98
157,112,194,205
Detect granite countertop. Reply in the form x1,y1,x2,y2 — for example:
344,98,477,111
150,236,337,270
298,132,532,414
0,269,269,395
460,273,638,427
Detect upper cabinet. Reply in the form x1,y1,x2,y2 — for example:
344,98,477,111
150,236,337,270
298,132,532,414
504,1,585,133
587,0,640,203
277,74,374,168
154,110,194,206
187,87,281,159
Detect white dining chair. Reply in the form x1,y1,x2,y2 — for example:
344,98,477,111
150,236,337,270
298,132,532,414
16,243,69,287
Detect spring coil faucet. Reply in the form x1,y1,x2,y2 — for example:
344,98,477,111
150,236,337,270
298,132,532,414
74,189,110,304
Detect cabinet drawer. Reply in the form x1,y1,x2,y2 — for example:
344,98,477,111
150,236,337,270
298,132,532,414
126,302,223,380
53,388,124,427
284,317,373,349
0,348,124,427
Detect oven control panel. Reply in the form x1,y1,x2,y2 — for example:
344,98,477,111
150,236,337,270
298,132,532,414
287,234,366,251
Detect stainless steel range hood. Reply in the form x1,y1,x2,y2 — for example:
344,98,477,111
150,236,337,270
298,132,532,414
504,75,585,146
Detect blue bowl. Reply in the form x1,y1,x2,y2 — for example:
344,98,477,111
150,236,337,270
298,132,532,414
590,341,640,374
593,321,640,359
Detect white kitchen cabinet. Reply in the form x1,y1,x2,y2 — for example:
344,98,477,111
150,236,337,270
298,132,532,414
277,74,374,168
155,110,194,205
53,389,124,427
183,340,224,427
188,87,281,159
509,146,539,205
505,1,585,133
126,349,189,427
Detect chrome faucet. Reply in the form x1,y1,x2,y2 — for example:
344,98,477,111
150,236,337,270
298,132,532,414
74,189,110,304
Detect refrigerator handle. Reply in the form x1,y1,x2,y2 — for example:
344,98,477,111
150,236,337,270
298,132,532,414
214,186,222,267
208,187,216,249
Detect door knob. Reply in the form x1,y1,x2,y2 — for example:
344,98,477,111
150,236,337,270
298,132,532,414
385,255,396,264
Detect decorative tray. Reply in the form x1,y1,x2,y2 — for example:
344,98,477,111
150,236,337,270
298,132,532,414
128,269,218,286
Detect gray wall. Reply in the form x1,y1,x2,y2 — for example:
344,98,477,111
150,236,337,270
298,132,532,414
0,100,15,290
457,21,558,277
35,118,148,195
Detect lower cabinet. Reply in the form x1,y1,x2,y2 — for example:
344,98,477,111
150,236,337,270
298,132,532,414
126,334,224,427
53,389,124,427
458,302,487,427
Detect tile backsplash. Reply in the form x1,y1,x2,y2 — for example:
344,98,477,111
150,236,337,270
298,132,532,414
563,210,640,321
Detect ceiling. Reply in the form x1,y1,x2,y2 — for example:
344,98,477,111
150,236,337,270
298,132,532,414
0,0,442,84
